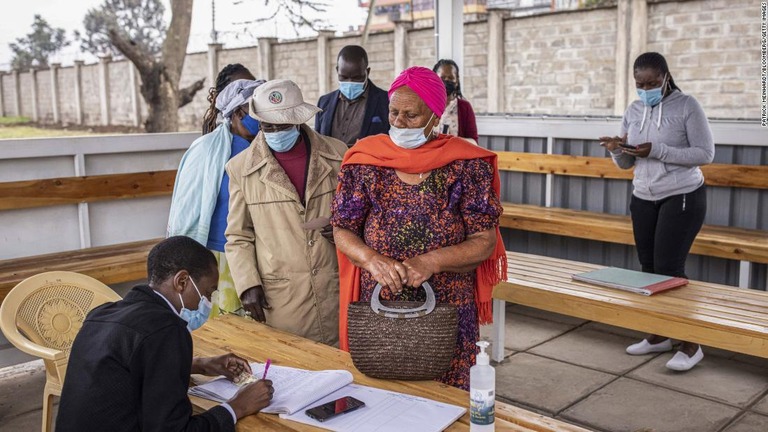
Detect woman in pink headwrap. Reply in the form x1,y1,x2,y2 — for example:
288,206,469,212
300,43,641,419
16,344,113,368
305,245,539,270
331,66,506,390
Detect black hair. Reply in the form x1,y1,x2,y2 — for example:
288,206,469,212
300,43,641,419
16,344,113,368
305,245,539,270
633,52,681,92
337,45,369,68
147,236,217,286
202,63,254,134
432,59,463,98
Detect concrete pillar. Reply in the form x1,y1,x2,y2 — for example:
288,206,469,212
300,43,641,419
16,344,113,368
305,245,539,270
394,20,411,74
0,72,6,117
257,37,277,81
316,31,334,97
98,55,112,126
74,60,85,125
50,63,61,123
487,10,505,113
627,0,648,107
614,0,630,115
129,64,141,127
435,0,464,70
207,43,223,92
12,69,21,117
30,69,39,122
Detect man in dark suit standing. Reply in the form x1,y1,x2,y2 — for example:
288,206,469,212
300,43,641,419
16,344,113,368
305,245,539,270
315,45,390,146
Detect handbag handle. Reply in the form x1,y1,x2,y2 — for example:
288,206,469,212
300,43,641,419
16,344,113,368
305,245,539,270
370,282,436,319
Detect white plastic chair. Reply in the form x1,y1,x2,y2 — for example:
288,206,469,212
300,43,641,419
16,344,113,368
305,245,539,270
0,271,121,432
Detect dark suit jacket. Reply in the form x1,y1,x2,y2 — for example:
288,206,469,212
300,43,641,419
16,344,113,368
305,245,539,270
56,285,234,432
315,80,390,142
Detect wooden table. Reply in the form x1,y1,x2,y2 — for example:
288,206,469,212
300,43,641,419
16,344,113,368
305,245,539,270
190,314,590,432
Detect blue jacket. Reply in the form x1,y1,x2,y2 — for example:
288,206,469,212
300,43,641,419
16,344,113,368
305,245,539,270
314,80,390,141
167,123,232,245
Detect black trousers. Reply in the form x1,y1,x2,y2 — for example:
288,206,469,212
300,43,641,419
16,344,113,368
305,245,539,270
629,185,707,278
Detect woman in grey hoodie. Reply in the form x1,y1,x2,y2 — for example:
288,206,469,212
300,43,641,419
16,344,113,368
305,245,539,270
600,52,714,372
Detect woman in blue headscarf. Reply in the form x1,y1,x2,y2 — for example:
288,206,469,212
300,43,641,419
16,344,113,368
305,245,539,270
168,75,265,315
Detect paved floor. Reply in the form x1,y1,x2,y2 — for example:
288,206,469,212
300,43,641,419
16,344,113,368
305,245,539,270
1,303,767,431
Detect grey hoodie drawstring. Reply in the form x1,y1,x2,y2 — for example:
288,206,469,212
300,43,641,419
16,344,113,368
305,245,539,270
639,105,648,131
657,101,663,130
639,102,664,132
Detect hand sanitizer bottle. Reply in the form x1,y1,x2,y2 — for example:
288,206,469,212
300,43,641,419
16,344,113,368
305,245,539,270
470,341,495,431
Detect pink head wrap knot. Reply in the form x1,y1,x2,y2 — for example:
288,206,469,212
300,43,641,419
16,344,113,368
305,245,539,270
388,66,447,118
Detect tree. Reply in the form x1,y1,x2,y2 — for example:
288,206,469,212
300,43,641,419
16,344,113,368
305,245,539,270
233,0,330,37
9,15,69,70
80,0,205,132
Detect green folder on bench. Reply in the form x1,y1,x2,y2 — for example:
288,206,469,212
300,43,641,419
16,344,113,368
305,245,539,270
572,267,688,296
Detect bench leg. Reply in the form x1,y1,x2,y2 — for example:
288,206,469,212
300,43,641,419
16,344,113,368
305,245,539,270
491,299,506,362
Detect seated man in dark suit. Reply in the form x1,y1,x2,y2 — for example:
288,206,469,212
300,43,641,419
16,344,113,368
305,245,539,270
56,236,274,432
315,45,390,146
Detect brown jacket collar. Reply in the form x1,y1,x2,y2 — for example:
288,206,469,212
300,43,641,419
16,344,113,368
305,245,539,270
243,124,345,204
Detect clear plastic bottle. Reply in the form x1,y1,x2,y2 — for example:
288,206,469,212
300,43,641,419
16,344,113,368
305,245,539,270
470,341,495,431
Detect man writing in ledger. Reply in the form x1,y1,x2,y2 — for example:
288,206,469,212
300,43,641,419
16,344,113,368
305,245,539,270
56,236,274,431
315,45,390,146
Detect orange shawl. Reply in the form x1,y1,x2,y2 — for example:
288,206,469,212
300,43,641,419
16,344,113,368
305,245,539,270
336,134,507,351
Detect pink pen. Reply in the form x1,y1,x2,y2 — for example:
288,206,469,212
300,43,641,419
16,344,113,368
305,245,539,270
261,359,272,380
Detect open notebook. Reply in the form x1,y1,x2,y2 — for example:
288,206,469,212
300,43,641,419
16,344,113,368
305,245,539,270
189,363,466,432
189,363,353,415
572,267,688,296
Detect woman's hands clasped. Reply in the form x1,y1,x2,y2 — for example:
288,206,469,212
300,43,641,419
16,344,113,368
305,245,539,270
363,252,437,294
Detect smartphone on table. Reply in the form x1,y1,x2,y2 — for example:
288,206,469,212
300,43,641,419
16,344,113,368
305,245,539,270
305,396,366,422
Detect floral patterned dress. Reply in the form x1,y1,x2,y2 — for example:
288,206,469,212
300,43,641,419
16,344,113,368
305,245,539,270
330,158,502,390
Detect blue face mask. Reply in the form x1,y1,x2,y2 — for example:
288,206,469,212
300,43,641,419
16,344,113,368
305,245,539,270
637,74,667,106
339,76,366,100
179,277,212,332
388,114,434,149
264,126,300,152
240,113,260,136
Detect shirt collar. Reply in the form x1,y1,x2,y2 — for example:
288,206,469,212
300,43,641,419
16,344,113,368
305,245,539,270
153,289,182,317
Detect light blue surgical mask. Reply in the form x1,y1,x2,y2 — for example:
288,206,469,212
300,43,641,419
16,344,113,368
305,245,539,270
264,126,300,152
637,74,667,106
388,114,435,149
339,76,366,100
179,277,212,332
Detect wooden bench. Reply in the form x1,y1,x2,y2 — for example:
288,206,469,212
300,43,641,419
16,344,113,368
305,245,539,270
495,151,768,281
490,251,768,362
0,170,176,304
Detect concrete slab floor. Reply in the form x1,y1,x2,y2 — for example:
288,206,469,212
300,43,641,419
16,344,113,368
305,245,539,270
561,377,740,432
496,352,616,414
530,327,657,375
752,394,768,416
627,353,768,408
722,413,768,432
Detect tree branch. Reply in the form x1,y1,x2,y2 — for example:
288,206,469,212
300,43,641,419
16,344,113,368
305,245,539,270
108,28,152,75
177,77,206,107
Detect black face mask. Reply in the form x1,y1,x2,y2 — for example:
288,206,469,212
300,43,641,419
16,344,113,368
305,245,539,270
443,80,457,97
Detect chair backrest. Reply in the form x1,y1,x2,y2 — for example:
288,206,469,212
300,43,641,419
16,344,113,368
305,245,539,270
0,272,122,381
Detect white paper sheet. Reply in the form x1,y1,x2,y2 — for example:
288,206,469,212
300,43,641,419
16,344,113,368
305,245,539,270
280,384,466,432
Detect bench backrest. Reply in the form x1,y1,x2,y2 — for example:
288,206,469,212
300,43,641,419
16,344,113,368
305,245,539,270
0,170,177,211
495,152,768,190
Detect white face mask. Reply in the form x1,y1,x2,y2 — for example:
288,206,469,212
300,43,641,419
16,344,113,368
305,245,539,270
388,114,435,149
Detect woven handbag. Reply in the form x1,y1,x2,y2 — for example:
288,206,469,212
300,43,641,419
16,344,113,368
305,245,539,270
347,282,458,380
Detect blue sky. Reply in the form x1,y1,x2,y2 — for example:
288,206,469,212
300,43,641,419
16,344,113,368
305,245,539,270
0,0,367,69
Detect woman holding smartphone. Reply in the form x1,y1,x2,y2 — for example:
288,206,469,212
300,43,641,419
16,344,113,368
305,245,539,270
599,52,714,371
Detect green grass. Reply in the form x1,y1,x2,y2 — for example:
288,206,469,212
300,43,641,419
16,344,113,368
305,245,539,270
0,116,31,125
0,125,99,139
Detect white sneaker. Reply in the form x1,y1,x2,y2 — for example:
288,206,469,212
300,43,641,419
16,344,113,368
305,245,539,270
626,338,673,355
666,347,704,371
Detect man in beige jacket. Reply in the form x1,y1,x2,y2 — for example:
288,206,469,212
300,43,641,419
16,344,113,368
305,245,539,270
225,79,348,346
